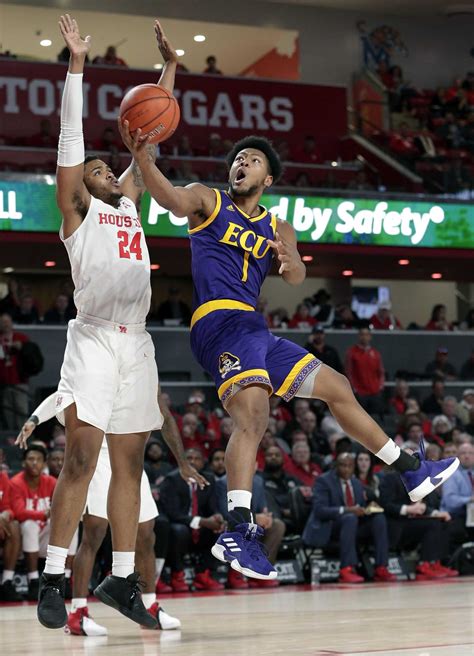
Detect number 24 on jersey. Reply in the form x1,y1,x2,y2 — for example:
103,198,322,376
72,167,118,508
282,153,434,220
117,231,143,261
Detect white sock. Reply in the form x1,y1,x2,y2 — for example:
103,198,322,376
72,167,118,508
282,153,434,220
155,558,165,580
71,597,88,612
112,551,135,578
65,568,72,579
142,592,156,609
28,571,39,581
2,569,14,583
375,440,401,466
227,490,252,511
44,545,68,575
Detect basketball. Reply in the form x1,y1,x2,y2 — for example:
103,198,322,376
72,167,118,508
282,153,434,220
119,83,180,144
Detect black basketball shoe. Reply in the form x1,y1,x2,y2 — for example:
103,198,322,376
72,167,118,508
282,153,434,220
94,572,157,628
37,573,67,629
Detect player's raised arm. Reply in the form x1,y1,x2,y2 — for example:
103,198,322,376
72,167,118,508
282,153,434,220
55,14,92,239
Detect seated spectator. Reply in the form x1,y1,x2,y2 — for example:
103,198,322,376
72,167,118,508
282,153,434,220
347,170,374,191
144,440,173,495
46,449,64,479
390,379,410,414
208,132,225,158
93,45,127,67
269,395,292,433
425,347,457,381
305,327,343,373
58,45,89,63
425,304,453,331
155,287,191,326
12,294,40,325
0,279,20,316
430,87,449,117
398,398,432,437
443,442,458,458
431,415,454,446
174,134,194,157
256,296,272,327
219,416,234,449
345,327,385,418
308,289,334,326
158,157,179,179
285,442,321,487
460,309,474,331
369,301,402,330
261,446,303,532
414,126,438,159
294,135,318,163
0,471,22,601
299,410,330,456
276,140,291,162
0,313,30,430
94,126,120,153
10,445,57,600
256,429,291,472
158,448,225,592
379,459,456,580
203,55,222,75
294,171,312,188
207,448,226,480
30,119,57,148
457,389,474,425
180,413,203,452
303,453,395,583
421,378,445,415
354,450,380,499
179,160,199,182
43,293,76,324
441,442,474,549
332,304,360,329
268,307,289,328
426,443,442,461
389,123,417,160
288,303,316,330
460,349,474,380
442,396,463,429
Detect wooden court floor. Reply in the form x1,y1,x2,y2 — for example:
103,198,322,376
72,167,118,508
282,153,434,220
1,579,473,656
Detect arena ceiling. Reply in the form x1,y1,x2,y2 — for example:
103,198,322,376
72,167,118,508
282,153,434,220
257,0,474,15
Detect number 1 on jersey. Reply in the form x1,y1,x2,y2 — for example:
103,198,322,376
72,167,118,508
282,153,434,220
117,231,143,261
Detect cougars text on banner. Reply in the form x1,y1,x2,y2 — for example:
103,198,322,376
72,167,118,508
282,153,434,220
0,60,347,149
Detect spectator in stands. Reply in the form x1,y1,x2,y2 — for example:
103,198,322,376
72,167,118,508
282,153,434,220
345,327,385,418
303,453,395,583
389,122,417,161
354,450,380,499
379,457,455,580
9,445,57,599
269,395,292,433
441,442,474,548
144,440,173,494
93,45,127,67
308,289,334,326
398,398,431,437
460,349,474,380
460,309,474,331
347,170,374,191
46,449,64,479
256,296,272,327
389,379,410,414
159,157,179,180
304,327,343,373
158,448,225,592
180,412,202,452
414,125,438,159
421,378,445,415
430,87,449,117
174,134,194,157
261,446,302,531
444,158,473,195
207,448,226,480
58,45,89,63
179,160,199,182
436,112,463,149
94,126,120,153
0,279,20,316
0,471,22,601
294,171,312,188
12,294,40,325
299,410,330,456
30,119,57,149
155,287,191,326
208,133,225,158
443,442,458,458
462,113,474,153
369,301,402,330
219,416,234,448
43,293,76,324
203,55,222,75
442,396,463,429
458,389,474,425
425,347,457,381
426,443,442,461
0,313,29,430
285,441,321,486
294,135,318,163
269,307,289,328
332,304,360,329
289,303,316,330
431,415,454,446
276,140,291,162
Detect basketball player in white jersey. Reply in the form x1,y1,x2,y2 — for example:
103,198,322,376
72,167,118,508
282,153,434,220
17,389,197,634
36,15,196,629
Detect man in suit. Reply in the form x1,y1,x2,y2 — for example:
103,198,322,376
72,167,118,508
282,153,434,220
441,442,474,549
379,458,457,579
302,453,395,583
158,448,225,592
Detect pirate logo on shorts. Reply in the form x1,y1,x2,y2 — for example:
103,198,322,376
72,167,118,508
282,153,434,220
219,352,242,379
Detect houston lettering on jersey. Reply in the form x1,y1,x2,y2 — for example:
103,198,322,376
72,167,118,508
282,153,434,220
98,213,142,228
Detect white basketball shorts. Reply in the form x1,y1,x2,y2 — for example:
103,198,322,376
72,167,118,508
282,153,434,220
56,313,163,434
84,446,158,523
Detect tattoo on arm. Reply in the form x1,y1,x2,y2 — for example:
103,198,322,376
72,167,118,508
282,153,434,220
131,144,156,188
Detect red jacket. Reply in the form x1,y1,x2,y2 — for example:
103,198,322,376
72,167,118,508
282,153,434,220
0,331,29,384
284,459,321,487
345,344,384,396
370,313,402,330
288,314,316,330
0,472,14,520
10,471,56,522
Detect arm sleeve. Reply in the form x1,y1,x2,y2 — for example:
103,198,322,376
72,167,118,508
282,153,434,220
31,393,57,425
57,73,85,167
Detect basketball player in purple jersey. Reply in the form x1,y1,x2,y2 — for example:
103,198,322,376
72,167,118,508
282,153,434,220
119,104,459,580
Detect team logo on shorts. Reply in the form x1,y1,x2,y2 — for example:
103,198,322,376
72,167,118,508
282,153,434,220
219,352,242,379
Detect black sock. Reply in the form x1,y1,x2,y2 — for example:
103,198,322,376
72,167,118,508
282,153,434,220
391,449,420,473
229,507,253,529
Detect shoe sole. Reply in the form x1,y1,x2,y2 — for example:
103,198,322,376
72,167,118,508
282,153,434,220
408,457,460,502
93,585,157,629
211,544,278,581
37,609,67,630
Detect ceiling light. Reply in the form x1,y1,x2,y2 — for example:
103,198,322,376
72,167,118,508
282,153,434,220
342,269,353,277
153,63,163,70
3,267,14,273
150,264,160,271
431,272,442,279
194,35,206,42
176,49,185,57
40,39,52,47
331,161,338,167
398,259,410,266
302,255,313,262
44,260,56,267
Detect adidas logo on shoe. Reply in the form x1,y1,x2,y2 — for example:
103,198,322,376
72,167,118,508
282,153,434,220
222,537,241,552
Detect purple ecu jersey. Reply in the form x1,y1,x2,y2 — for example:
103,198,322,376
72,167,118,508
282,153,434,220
189,188,321,406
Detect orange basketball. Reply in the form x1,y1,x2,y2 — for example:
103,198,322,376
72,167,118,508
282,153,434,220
119,83,180,144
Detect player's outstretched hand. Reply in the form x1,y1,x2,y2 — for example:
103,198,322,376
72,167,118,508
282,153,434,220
15,419,37,449
154,19,178,64
267,231,299,275
58,14,91,58
178,462,210,489
117,118,152,157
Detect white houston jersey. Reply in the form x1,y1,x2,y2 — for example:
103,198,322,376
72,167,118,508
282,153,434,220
61,195,151,324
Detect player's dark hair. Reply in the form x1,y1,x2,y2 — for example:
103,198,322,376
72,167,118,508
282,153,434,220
226,136,282,182
84,154,102,166
23,444,48,461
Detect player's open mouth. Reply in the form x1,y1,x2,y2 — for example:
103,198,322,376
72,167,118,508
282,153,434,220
235,168,247,185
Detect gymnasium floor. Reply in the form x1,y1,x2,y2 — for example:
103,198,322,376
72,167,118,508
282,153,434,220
1,579,473,655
